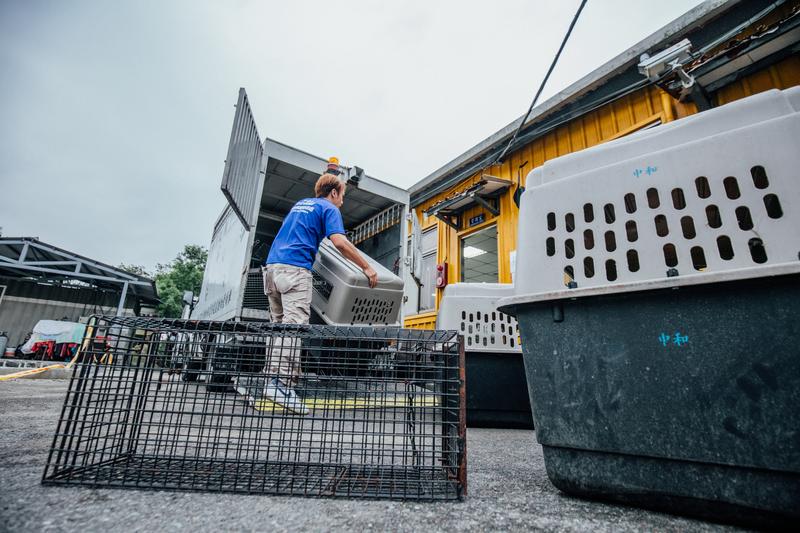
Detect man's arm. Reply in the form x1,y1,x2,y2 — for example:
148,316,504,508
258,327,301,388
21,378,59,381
329,234,378,288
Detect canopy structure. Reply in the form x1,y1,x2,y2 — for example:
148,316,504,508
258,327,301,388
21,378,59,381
424,176,512,229
0,237,157,316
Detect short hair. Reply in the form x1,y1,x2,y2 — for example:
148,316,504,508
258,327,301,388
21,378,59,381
315,173,345,198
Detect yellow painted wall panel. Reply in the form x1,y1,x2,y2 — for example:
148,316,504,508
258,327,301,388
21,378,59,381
555,127,569,156
412,54,799,317
747,69,774,95
403,311,437,330
717,54,800,104
673,99,698,119
532,139,545,169
543,134,557,161
569,121,586,152
776,55,800,85
598,108,616,139
617,97,634,131
632,89,655,123
583,115,600,148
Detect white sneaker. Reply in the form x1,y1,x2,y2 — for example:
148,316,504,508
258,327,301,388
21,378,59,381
235,376,310,415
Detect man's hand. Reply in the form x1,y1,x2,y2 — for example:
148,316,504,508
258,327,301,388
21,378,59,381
363,266,378,288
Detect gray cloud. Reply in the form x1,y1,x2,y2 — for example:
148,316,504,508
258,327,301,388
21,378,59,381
1,0,703,270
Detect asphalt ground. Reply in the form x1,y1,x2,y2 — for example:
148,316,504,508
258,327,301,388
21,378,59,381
0,380,745,533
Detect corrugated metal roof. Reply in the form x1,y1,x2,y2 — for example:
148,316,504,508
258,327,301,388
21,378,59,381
0,237,157,302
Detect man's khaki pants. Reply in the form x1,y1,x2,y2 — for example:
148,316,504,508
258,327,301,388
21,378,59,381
263,264,312,382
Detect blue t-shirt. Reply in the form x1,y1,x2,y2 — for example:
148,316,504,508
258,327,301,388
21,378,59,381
266,198,346,270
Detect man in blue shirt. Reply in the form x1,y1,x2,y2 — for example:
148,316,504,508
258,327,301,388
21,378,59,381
235,173,378,414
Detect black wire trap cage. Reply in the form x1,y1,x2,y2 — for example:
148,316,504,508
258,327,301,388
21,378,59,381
42,316,466,500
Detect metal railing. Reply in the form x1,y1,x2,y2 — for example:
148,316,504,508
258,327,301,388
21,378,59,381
348,204,404,245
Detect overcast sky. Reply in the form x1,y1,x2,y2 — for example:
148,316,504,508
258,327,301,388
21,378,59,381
1,0,704,272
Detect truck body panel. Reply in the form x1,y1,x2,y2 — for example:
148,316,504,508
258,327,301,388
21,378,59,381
195,89,410,324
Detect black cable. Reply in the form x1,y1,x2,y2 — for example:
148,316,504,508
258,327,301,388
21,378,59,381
493,0,588,165
413,76,649,206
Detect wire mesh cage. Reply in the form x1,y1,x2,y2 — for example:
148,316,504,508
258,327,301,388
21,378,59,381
42,316,466,500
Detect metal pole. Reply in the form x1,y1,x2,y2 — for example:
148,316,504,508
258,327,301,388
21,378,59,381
116,282,129,316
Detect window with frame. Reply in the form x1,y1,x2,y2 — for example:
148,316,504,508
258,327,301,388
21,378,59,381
418,227,438,311
461,225,498,283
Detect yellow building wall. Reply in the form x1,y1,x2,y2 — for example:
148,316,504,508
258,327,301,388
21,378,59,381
403,310,438,330
404,53,800,329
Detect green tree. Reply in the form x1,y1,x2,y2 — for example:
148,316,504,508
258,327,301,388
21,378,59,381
117,263,152,278
154,245,208,317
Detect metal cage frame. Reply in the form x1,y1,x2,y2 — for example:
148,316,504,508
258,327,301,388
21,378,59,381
42,316,466,500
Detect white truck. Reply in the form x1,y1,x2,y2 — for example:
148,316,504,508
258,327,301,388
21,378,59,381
186,89,425,390
193,89,412,326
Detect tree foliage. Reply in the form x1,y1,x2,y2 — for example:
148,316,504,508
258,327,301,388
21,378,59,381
117,263,152,278
154,245,208,318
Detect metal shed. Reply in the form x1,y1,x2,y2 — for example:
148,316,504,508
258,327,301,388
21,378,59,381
0,237,158,349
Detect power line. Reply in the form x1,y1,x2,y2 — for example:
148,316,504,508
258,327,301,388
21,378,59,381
493,0,588,166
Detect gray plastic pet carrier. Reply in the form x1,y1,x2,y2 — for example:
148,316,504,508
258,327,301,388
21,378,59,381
498,88,800,525
311,239,404,326
437,284,531,428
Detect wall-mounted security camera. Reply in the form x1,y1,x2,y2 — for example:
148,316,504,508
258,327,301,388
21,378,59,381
638,38,693,83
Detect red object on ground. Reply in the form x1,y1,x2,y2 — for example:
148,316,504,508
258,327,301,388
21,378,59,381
28,341,77,361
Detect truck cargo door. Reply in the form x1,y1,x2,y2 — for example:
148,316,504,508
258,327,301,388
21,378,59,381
221,88,264,229
408,209,423,285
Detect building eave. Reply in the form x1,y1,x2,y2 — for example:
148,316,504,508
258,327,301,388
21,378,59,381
408,0,742,205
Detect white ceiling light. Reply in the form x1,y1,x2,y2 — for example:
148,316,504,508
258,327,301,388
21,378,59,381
463,246,487,259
